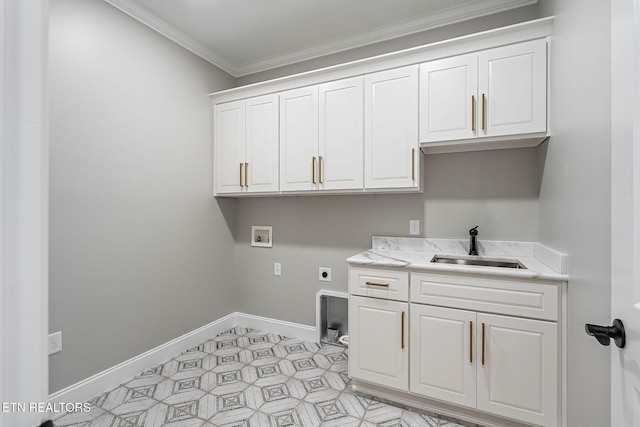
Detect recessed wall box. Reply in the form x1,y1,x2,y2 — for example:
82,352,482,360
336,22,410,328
251,226,272,248
316,290,349,347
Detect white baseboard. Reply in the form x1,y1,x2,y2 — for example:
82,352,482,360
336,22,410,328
235,312,316,342
48,312,315,405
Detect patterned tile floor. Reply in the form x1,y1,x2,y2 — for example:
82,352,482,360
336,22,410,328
53,327,480,427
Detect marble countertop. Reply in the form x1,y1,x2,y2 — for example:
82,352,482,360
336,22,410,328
347,237,568,282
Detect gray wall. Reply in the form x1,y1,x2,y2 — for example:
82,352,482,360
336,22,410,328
537,0,612,426
234,148,543,326
49,0,236,393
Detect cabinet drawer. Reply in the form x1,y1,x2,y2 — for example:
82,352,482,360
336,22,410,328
349,267,409,302
411,272,559,321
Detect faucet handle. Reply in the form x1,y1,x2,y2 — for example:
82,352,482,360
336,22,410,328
469,226,479,236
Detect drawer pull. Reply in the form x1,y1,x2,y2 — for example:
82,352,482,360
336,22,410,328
411,148,415,181
239,163,244,187
470,321,473,364
482,93,486,131
312,157,317,184
401,311,405,349
365,281,390,288
471,95,476,131
244,162,248,187
482,323,486,365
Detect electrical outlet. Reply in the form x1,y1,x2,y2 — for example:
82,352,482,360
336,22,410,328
274,262,281,276
48,331,62,355
319,267,332,282
410,220,420,235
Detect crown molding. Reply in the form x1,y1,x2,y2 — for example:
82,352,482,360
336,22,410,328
104,0,536,78
209,17,553,103
233,0,538,76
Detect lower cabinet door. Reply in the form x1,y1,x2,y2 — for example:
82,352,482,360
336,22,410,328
348,295,408,391
476,313,558,427
410,304,476,408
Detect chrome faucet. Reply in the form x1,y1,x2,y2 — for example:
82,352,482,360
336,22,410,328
468,226,479,255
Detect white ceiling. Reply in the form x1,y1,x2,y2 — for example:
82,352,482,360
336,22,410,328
104,0,536,77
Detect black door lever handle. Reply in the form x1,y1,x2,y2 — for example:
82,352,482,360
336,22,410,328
585,319,626,348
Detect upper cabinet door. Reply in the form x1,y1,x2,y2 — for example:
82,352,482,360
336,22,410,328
420,54,478,143
245,94,279,193
214,100,245,195
319,77,364,191
478,39,547,137
364,65,419,190
280,86,319,192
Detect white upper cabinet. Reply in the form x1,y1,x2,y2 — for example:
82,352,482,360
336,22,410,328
280,86,319,192
245,95,279,193
420,54,478,143
214,95,278,195
280,78,364,193
319,77,364,191
419,38,547,148
214,100,246,195
365,65,420,190
478,39,547,137
211,19,553,194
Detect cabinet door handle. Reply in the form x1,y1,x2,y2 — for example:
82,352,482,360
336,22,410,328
482,322,486,365
411,148,415,181
471,95,476,131
401,311,405,350
312,157,317,184
365,281,389,287
244,162,248,188
239,163,244,187
482,93,486,131
470,321,473,364
319,156,324,184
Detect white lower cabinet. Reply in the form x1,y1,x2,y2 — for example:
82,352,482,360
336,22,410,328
410,304,558,427
476,313,558,427
348,295,408,391
349,266,561,427
410,304,476,407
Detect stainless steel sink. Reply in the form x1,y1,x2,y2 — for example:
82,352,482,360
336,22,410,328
430,255,527,269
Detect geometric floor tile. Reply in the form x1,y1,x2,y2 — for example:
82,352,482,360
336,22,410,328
50,326,484,427
400,409,439,427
